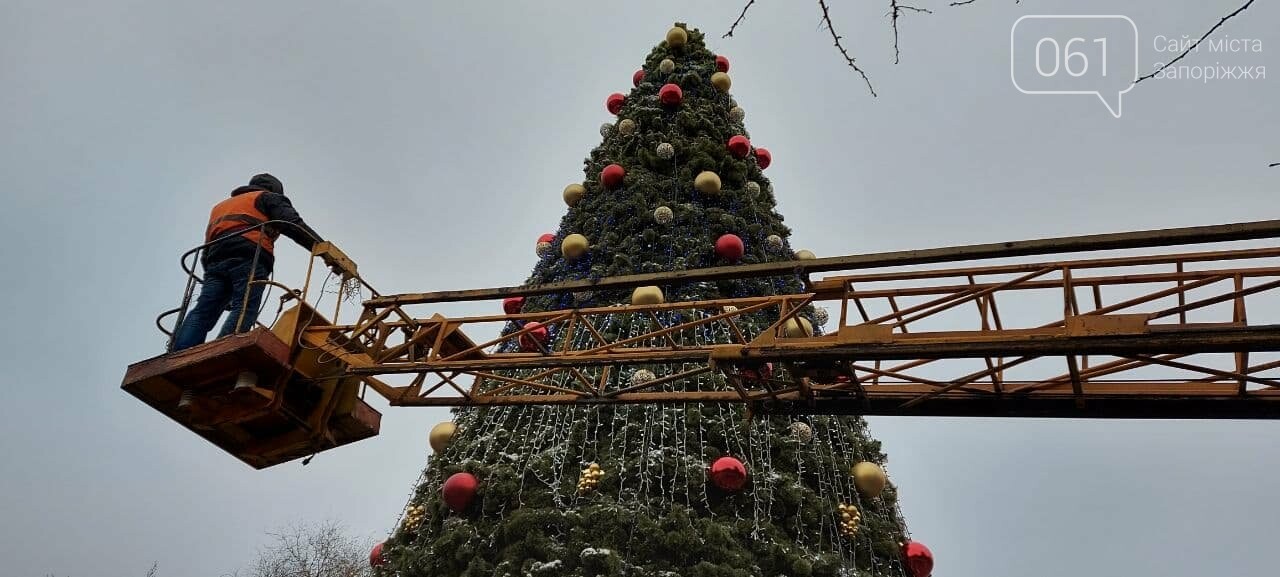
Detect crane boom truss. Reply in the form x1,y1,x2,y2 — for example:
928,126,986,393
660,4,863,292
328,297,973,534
301,230,1280,418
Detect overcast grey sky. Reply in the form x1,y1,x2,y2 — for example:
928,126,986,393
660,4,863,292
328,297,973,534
1,1,1276,576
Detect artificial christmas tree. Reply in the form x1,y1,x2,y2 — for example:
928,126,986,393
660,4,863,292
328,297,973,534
384,23,915,577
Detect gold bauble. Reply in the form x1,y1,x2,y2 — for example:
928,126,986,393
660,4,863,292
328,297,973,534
563,183,586,207
711,72,732,92
428,421,456,453
631,285,665,305
783,317,813,338
795,249,817,260
852,461,887,497
618,118,636,135
694,171,722,195
659,59,676,74
561,234,589,259
666,26,688,47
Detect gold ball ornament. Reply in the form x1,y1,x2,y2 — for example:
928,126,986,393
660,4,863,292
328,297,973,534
631,369,656,386
631,285,665,305
722,305,739,314
561,234,589,259
694,171,722,195
563,183,586,207
653,206,674,225
666,27,688,47
795,249,817,260
618,118,636,135
659,58,676,74
710,72,732,92
783,316,814,338
789,421,813,443
852,461,887,497
428,421,456,453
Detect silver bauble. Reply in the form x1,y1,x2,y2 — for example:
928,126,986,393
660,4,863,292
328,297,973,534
745,181,761,196
659,59,676,74
766,234,784,251
600,123,614,137
654,206,674,224
656,142,674,159
813,308,830,327
729,106,745,122
631,369,656,386
789,421,814,443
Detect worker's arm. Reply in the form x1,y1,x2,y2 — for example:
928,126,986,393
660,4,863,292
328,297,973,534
257,193,323,250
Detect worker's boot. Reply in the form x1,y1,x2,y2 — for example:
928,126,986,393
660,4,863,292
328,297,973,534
233,371,258,391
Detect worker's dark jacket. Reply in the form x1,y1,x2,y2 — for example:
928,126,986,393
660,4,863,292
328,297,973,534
202,185,322,267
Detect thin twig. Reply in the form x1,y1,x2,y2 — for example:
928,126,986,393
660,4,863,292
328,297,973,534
723,0,757,38
889,1,932,64
1269,162,1280,168
817,0,877,97
949,0,979,5
1135,0,1255,84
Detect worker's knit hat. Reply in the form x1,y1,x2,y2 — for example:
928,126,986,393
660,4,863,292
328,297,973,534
249,173,284,195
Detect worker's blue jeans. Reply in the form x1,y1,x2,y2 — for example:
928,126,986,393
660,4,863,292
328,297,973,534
172,257,272,351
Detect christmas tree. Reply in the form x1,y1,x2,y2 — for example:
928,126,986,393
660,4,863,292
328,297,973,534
383,24,920,577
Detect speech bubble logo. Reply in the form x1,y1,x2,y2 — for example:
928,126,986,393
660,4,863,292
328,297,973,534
1011,15,1138,118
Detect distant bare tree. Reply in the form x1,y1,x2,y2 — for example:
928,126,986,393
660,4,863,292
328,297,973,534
246,520,373,577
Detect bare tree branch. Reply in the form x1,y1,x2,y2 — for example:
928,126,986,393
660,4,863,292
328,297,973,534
723,0,758,38
817,0,878,97
1135,0,1255,84
950,0,979,5
889,1,932,64
1269,162,1279,168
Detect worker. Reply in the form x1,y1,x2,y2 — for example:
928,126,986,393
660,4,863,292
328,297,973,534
171,173,323,352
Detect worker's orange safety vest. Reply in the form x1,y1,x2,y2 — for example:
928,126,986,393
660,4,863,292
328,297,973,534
205,191,278,253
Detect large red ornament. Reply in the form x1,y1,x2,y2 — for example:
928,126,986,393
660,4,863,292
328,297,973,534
442,472,479,512
369,541,387,568
739,362,773,381
754,147,772,169
600,164,626,189
716,55,730,73
902,541,934,577
606,92,625,115
715,234,745,262
727,135,751,158
502,296,525,315
709,456,748,491
518,321,550,352
537,233,555,244
658,83,683,107
633,69,645,87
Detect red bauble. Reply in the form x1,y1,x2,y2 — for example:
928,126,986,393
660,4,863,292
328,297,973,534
442,472,479,512
537,233,555,244
518,321,550,352
600,163,626,189
716,55,730,73
715,234,745,262
369,541,387,568
658,83,683,107
739,362,773,381
633,69,645,87
902,541,934,577
606,92,625,115
709,456,748,491
754,147,772,169
502,296,525,315
727,135,751,158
